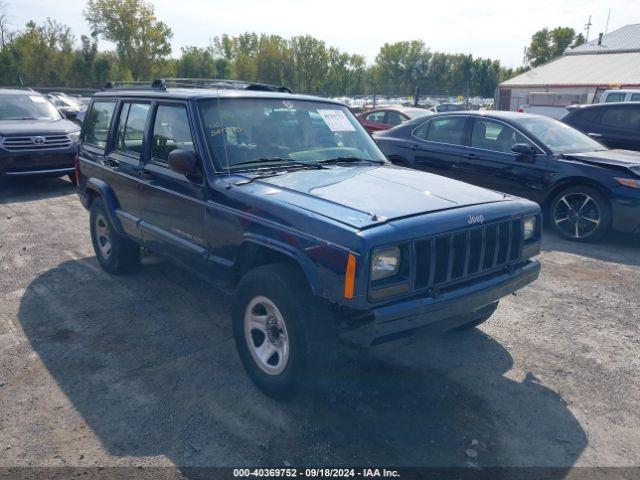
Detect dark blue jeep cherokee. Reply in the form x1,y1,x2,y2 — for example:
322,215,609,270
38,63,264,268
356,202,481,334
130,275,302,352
76,79,541,397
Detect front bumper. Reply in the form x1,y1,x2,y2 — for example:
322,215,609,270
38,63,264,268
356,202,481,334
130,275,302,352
0,151,76,177
340,259,540,346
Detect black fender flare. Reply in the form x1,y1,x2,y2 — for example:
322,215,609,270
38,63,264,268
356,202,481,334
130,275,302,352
84,177,125,235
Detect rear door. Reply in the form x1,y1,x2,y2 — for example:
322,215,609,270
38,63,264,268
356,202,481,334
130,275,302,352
138,101,209,275
597,105,640,151
410,115,472,180
464,117,550,200
101,100,150,239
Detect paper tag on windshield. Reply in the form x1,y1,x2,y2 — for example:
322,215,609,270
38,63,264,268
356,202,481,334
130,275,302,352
29,96,46,103
317,109,356,132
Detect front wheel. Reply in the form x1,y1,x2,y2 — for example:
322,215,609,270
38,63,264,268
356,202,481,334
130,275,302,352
232,263,337,398
550,186,611,242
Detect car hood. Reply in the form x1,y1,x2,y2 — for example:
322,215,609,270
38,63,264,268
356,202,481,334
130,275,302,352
563,149,640,169
0,119,79,136
245,164,510,229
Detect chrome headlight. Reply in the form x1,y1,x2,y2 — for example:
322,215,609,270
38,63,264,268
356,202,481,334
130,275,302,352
68,131,81,143
523,215,537,241
371,246,401,281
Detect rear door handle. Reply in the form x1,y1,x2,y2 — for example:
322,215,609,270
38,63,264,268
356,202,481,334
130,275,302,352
465,153,479,159
138,170,155,180
587,132,602,138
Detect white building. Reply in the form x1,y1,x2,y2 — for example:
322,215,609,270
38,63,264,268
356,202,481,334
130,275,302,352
496,24,640,112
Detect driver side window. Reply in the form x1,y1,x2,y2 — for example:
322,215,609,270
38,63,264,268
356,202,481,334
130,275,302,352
151,104,196,164
471,119,532,153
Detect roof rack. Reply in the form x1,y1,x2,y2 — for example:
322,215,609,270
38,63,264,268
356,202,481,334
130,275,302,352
103,78,293,93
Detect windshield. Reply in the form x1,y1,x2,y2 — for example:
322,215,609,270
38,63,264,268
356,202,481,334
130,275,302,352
0,93,62,121
198,98,387,170
514,116,606,154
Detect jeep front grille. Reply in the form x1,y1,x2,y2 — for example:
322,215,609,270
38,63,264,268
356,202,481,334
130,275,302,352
414,218,523,290
1,135,72,152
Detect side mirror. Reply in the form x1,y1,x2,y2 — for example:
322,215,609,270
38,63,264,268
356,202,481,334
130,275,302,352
511,143,537,155
168,149,200,180
64,110,78,121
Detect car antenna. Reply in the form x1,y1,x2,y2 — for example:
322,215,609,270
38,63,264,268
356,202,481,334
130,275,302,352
215,88,233,189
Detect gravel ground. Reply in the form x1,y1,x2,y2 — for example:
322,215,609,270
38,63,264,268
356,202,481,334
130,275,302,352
0,176,639,476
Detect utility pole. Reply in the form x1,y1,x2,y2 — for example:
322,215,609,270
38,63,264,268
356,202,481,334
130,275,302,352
585,15,592,42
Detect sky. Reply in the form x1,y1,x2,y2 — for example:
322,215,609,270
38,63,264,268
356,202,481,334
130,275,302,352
2,0,639,67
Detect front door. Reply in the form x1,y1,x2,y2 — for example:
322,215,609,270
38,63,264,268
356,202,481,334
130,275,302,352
138,101,209,275
463,117,550,201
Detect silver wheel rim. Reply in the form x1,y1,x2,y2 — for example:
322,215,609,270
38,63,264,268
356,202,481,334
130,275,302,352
553,193,601,239
244,296,290,376
95,213,112,259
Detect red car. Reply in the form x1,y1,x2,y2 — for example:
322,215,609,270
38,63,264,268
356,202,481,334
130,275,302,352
357,106,431,133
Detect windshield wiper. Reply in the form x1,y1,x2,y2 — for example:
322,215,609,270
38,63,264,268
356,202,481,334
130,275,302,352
318,156,385,165
231,157,322,170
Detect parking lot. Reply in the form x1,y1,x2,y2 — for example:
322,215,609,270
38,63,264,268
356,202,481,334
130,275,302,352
0,176,639,473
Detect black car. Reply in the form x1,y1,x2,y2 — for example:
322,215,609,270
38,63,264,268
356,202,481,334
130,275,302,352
562,102,640,152
76,79,541,397
0,88,81,181
374,111,640,241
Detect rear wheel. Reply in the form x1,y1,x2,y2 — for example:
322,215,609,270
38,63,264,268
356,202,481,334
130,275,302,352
232,263,337,398
550,186,611,242
90,198,140,274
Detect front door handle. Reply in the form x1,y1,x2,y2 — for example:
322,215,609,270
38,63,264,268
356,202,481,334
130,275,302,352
587,132,602,138
465,153,478,159
139,171,155,180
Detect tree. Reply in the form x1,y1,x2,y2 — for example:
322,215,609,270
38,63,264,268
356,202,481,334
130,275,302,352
572,33,586,48
176,46,217,78
526,26,578,67
84,0,172,80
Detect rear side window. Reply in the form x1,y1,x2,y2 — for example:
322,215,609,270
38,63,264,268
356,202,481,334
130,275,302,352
630,94,640,102
604,92,625,103
600,106,640,130
385,111,405,126
413,120,430,140
572,108,601,123
425,117,467,145
365,111,385,123
115,102,150,158
83,101,115,148
151,104,195,163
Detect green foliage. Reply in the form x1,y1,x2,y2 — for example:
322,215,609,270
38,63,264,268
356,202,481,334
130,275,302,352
0,0,523,97
84,0,173,80
527,26,580,67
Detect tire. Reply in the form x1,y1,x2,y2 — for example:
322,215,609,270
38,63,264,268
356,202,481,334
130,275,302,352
232,263,337,399
90,198,140,274
549,185,611,242
454,302,499,331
